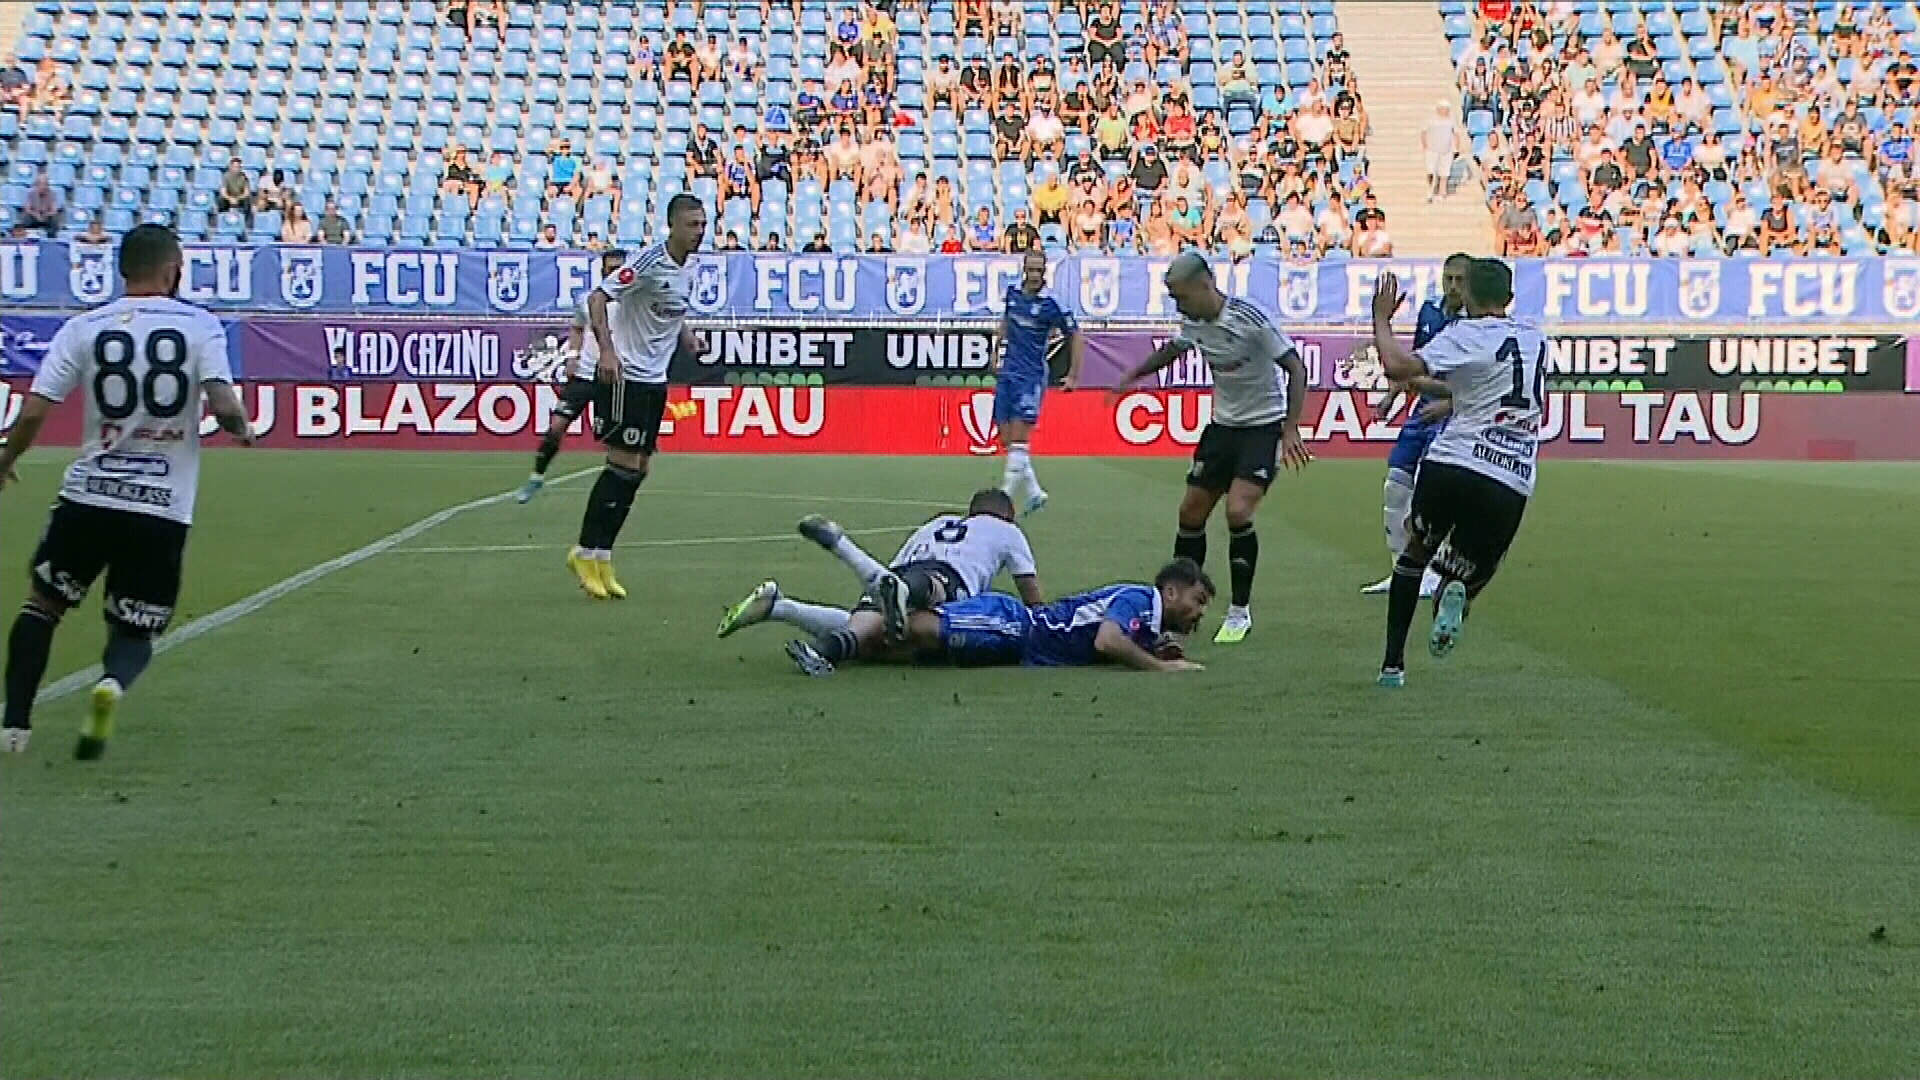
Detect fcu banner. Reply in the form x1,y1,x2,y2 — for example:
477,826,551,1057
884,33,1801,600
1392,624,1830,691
8,381,1919,460
14,241,1920,323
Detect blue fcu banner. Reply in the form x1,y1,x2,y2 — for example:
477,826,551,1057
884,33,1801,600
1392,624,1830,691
4,240,1918,324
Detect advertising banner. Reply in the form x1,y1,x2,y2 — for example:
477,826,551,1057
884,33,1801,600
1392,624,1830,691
238,318,567,382
12,240,1920,324
8,380,1919,460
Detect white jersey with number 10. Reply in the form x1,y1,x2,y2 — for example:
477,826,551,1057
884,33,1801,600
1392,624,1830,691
31,296,233,526
892,514,1038,598
1416,315,1548,497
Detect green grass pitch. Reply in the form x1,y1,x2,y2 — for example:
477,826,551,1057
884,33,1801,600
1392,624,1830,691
3,449,1918,1078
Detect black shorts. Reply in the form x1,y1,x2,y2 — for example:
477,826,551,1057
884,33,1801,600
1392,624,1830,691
1187,420,1284,494
553,376,596,421
854,559,967,614
29,498,190,636
591,379,668,454
1407,461,1529,590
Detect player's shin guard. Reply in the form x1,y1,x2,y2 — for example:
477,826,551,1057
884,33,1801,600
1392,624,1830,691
532,429,564,476
1227,524,1258,607
577,463,645,550
101,627,154,691
1382,552,1425,671
816,626,862,665
1383,469,1415,554
4,605,59,732
1174,526,1207,568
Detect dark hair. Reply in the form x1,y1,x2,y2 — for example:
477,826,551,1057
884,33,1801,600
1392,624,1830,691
666,192,704,224
968,488,1017,519
118,223,182,283
1467,257,1515,308
1155,557,1215,594
600,247,627,268
1444,251,1474,267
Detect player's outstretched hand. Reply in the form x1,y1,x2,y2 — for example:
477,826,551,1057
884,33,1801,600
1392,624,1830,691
1162,658,1205,673
1061,373,1078,392
1372,271,1406,323
1279,425,1314,470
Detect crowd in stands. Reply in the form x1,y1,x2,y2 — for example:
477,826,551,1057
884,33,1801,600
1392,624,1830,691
1453,0,1920,257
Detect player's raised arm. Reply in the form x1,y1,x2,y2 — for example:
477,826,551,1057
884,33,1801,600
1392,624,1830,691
1370,272,1427,382
1107,336,1194,397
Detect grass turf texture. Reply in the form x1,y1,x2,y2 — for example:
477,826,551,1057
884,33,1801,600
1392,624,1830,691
3,450,1917,1078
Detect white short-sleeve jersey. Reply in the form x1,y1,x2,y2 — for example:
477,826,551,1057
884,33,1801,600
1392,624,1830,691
1417,315,1548,497
891,513,1038,597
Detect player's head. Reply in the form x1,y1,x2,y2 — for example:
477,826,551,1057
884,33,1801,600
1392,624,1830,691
118,223,183,296
1440,252,1473,315
1163,251,1220,321
665,193,709,255
966,487,1017,523
1465,257,1515,315
1020,249,1048,292
1153,557,1215,635
599,247,627,276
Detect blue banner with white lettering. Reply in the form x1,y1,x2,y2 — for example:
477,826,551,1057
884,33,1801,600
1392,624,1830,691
5,241,1918,324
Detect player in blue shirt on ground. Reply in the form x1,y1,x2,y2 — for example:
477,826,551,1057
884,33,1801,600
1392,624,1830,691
993,250,1083,516
1362,252,1470,597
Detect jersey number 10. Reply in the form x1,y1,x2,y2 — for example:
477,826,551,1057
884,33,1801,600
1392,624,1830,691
92,328,192,421
1495,335,1547,411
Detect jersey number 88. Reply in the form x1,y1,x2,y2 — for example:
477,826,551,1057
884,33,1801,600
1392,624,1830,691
91,328,192,421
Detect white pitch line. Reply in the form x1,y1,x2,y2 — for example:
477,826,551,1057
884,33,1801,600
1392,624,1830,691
29,468,599,705
395,523,918,556
645,489,956,509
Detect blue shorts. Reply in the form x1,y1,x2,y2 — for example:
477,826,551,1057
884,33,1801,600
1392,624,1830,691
1389,415,1443,474
935,593,1031,665
993,375,1044,426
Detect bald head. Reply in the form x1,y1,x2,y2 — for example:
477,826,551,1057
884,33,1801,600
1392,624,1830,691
1166,250,1212,286
1163,251,1221,320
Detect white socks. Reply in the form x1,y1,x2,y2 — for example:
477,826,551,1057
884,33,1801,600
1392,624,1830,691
771,597,853,637
1383,471,1414,555
571,546,611,562
829,535,888,587
1004,443,1040,498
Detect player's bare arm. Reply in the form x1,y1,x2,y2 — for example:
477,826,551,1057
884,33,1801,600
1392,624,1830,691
679,323,708,358
1107,338,1192,398
989,312,1008,373
1013,574,1044,605
1277,347,1313,470
0,392,56,488
1094,621,1202,672
1061,329,1086,391
1371,272,1428,383
204,380,257,445
587,289,618,382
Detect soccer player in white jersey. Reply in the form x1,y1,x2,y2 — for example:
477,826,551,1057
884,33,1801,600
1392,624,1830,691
516,246,627,503
0,225,255,758
567,194,708,600
715,489,1044,676
1369,259,1544,687
1107,251,1312,644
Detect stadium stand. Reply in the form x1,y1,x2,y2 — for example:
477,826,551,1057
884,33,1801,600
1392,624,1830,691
1,0,1378,257
1446,0,1920,258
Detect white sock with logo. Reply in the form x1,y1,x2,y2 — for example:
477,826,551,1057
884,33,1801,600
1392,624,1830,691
772,598,853,636
1004,443,1035,498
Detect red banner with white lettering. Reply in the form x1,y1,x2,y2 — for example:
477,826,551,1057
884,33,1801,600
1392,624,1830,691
6,380,1920,460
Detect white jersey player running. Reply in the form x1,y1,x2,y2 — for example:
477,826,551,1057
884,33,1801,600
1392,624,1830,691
1369,258,1544,687
515,247,627,503
716,489,1044,675
0,224,255,759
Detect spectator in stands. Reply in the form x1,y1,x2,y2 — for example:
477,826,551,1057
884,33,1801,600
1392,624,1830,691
1881,184,1920,250
828,77,859,119
442,149,481,201
1316,193,1353,255
1461,56,1498,122
253,168,286,218
1332,94,1367,165
548,139,582,201
584,158,618,217
215,158,253,228
1275,193,1313,249
1032,170,1070,227
927,54,959,110
937,225,965,254
992,101,1024,163
711,229,739,252
1353,212,1392,256
1622,122,1657,182
666,30,698,86
728,38,759,85
862,129,902,215
898,214,933,254
318,199,352,245
1087,2,1123,69
20,171,61,237
761,231,786,253
631,33,662,85
719,144,758,214
281,203,314,243
755,131,792,192
1141,199,1176,254
0,53,28,113
687,124,721,183
825,125,863,189
1027,102,1067,162
536,223,562,250
1000,207,1039,253
803,232,831,254
483,151,513,197
697,33,725,85
929,175,958,230
1422,101,1457,202
29,59,68,117
864,3,898,78
959,54,991,111
965,206,997,252
1168,193,1205,249
825,46,862,96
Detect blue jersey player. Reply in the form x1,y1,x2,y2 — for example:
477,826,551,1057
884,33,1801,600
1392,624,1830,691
918,559,1214,673
992,250,1082,516
1363,253,1470,598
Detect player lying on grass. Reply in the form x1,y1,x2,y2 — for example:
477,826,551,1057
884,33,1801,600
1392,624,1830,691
1369,259,1544,687
785,558,1213,676
717,488,1043,662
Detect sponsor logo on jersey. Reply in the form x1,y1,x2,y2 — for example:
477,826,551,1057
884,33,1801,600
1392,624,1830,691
689,255,727,314
1079,257,1121,317
68,242,114,305
279,246,325,309
487,253,530,312
1883,258,1920,319
1676,260,1721,320
960,390,998,455
887,257,928,317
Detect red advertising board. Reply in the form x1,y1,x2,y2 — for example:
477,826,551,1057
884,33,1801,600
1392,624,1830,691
7,379,1920,460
